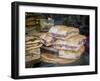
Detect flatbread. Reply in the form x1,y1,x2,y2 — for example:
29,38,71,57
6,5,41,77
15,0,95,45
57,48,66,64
59,46,85,59
41,53,77,64
26,44,43,51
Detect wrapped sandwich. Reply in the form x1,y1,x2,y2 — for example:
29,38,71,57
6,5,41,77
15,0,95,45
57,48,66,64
40,25,79,46
40,33,54,46
53,34,86,51
49,25,79,40
40,25,86,62
59,46,85,59
53,34,86,59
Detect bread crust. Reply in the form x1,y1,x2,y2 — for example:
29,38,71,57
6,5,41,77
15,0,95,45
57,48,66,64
59,46,85,59
41,53,77,64
49,25,79,36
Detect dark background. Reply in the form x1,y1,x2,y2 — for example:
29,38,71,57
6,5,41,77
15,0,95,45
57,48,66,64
26,12,89,36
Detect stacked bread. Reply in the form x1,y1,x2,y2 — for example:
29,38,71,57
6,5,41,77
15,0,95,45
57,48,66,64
40,25,86,59
25,36,42,63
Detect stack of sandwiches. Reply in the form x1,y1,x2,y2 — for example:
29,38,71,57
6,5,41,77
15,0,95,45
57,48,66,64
40,25,86,61
25,36,42,64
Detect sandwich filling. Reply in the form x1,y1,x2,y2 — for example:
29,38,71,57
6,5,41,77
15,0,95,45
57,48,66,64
53,35,86,51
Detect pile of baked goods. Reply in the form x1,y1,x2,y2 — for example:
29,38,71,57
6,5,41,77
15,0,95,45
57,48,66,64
40,25,86,63
25,36,42,67
25,25,86,65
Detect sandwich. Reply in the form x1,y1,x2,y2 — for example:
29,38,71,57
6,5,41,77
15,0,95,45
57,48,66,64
53,34,86,51
59,46,85,59
40,25,80,47
26,36,42,50
25,36,42,65
40,25,86,62
25,36,42,55
40,33,54,46
41,53,76,64
49,25,79,39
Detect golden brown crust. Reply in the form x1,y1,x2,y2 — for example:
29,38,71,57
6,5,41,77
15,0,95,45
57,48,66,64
59,45,84,54
26,44,42,51
66,34,86,44
26,40,41,45
58,25,79,33
49,25,79,35
54,34,86,50
41,53,77,64
40,33,53,46
26,48,40,55
41,46,84,63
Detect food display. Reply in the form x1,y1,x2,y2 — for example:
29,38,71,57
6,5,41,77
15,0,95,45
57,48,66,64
25,36,42,67
25,13,89,67
40,25,86,63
